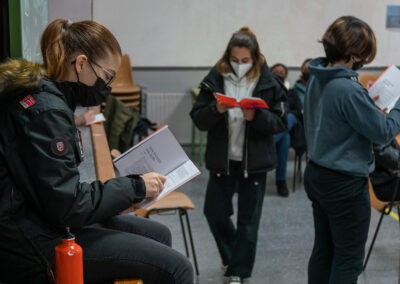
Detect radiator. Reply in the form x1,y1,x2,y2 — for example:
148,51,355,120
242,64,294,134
143,92,193,144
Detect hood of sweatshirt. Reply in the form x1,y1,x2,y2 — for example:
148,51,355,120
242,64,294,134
308,57,359,82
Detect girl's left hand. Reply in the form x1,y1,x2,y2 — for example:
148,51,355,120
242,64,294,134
242,109,256,121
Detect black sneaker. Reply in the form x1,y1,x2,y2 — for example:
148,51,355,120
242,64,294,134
276,180,289,197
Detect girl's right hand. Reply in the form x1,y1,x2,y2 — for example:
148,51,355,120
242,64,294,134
140,172,167,200
216,102,232,114
372,95,388,113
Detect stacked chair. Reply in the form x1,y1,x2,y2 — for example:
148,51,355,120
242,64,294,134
110,54,142,111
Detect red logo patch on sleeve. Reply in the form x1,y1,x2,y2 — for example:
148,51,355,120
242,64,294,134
50,137,69,156
19,95,36,109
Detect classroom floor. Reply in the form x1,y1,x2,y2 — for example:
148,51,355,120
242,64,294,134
145,148,400,284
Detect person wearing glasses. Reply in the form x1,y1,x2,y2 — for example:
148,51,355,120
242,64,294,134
0,19,193,283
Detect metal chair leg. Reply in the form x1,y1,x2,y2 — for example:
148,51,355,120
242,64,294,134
398,206,400,229
292,153,298,192
298,154,303,184
363,210,385,271
183,209,199,276
178,209,190,258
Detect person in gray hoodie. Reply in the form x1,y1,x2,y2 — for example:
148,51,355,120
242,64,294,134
304,16,400,284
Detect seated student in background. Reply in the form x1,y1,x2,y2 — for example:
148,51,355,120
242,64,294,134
270,63,290,90
0,18,193,284
292,58,312,107
270,63,302,196
191,27,287,284
304,16,400,284
370,139,400,201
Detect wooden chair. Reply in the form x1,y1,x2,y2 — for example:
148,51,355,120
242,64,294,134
135,192,200,276
114,279,143,284
190,87,205,166
363,178,400,270
89,108,143,283
359,73,379,89
111,54,142,110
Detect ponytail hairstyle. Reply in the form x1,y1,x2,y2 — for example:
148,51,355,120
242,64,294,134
216,26,265,81
40,18,122,80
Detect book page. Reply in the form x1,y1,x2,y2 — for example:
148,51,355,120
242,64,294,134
140,160,200,208
114,126,188,177
368,65,400,111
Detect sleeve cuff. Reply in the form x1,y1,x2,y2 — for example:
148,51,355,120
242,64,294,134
127,175,146,203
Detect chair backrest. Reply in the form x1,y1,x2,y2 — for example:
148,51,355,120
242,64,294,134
359,73,379,89
368,178,388,212
111,54,135,88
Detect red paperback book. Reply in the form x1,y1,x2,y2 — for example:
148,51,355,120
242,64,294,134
214,93,269,109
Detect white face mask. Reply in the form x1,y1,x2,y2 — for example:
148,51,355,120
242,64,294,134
230,61,252,79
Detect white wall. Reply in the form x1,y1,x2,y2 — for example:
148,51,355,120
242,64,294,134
93,0,400,67
48,0,91,22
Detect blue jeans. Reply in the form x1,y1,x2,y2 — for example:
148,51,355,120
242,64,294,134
274,113,298,181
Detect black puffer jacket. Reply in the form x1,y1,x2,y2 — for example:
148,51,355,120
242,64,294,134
0,59,146,283
190,63,287,176
370,139,400,185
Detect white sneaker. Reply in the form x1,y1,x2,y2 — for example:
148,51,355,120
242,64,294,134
228,276,242,284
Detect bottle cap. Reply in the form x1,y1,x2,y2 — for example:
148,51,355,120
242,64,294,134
63,227,75,240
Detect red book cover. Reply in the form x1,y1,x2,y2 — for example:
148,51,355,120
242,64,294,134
215,93,269,109
215,93,240,107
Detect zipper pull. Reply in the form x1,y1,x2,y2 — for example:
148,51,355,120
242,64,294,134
244,170,248,179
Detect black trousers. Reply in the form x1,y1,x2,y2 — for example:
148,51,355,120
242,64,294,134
29,214,194,284
79,215,194,283
204,161,266,279
304,161,370,284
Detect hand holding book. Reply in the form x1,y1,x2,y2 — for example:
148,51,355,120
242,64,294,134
141,172,167,201
214,92,269,110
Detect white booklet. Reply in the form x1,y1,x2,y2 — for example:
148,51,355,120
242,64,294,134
368,65,400,111
86,113,106,125
113,125,200,208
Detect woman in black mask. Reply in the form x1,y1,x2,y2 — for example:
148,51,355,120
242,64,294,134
0,19,193,283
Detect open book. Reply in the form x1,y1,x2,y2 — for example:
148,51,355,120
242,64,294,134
368,65,400,112
214,92,269,109
113,125,200,208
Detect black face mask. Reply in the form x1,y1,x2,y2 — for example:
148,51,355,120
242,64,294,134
74,63,112,107
302,72,310,82
352,61,364,71
75,77,111,106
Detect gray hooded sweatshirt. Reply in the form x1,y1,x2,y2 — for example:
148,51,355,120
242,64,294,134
304,57,400,176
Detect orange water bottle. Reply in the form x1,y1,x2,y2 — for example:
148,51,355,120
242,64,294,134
55,227,84,284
